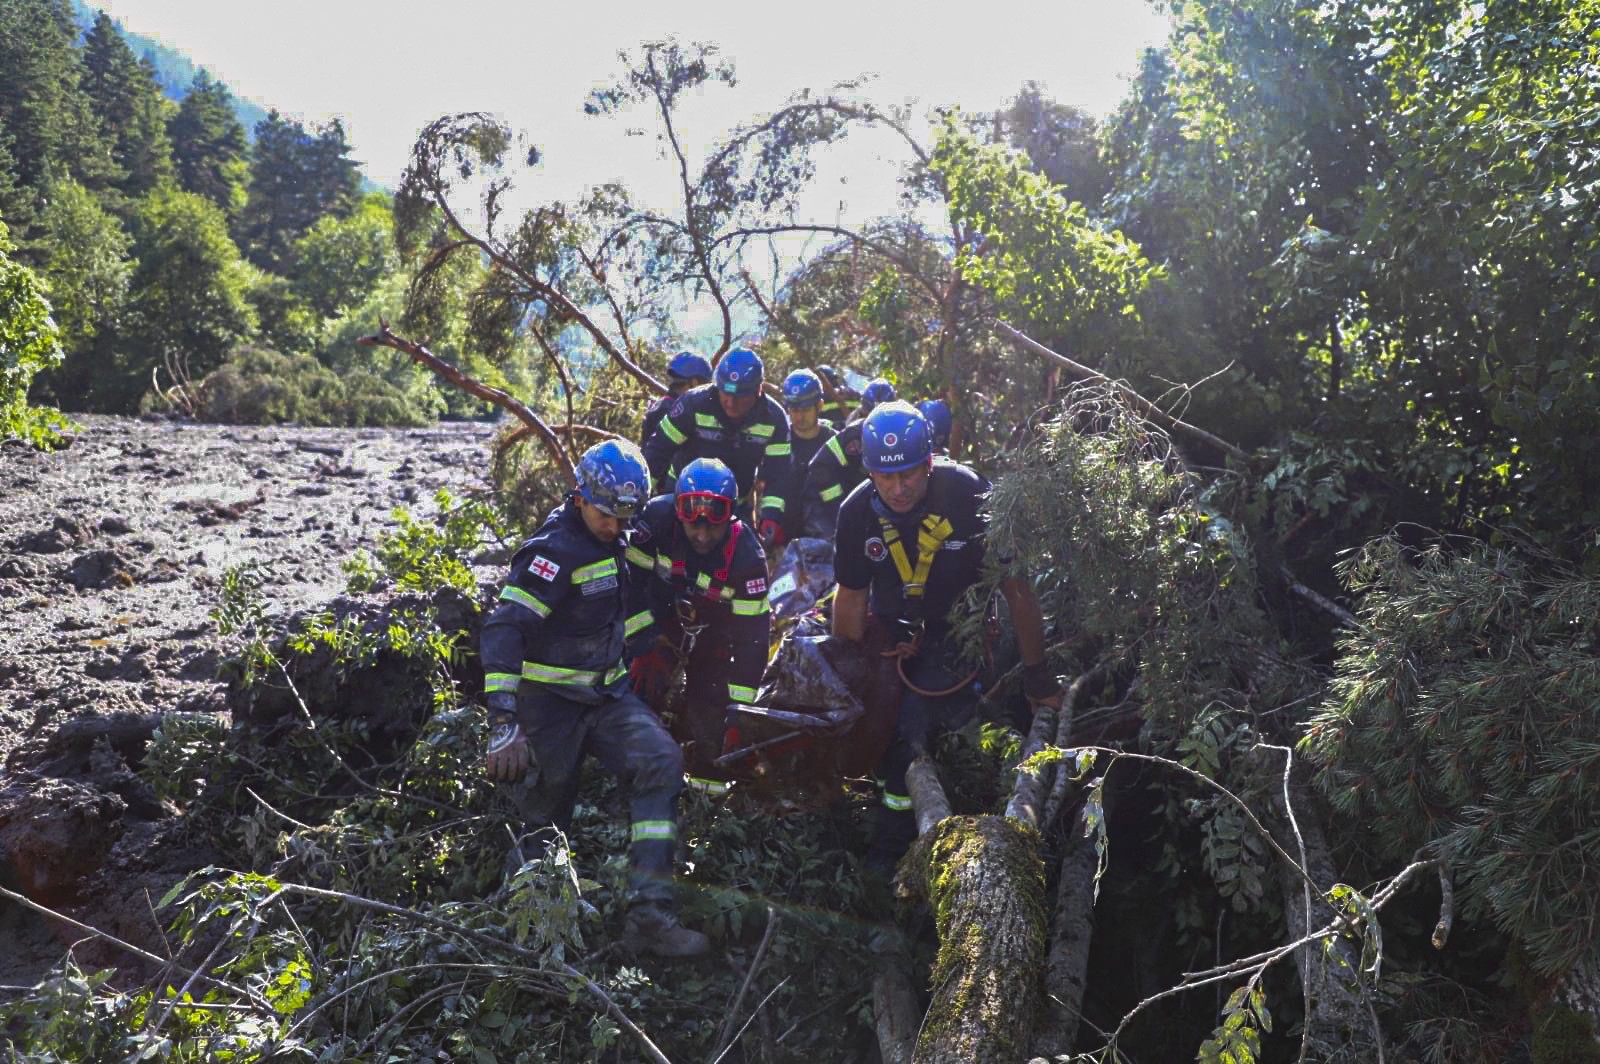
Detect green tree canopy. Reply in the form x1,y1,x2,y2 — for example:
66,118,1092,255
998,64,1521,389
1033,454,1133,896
168,69,249,217
80,11,175,207
238,110,360,272
125,186,257,401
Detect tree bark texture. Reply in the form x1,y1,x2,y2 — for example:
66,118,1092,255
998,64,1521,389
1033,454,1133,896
916,815,1048,1064
873,962,920,1064
1276,783,1387,1061
1030,828,1100,1058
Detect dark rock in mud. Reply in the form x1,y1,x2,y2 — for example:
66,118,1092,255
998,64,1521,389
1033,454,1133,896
64,548,136,590
0,774,127,900
16,515,94,554
98,515,133,535
228,585,484,758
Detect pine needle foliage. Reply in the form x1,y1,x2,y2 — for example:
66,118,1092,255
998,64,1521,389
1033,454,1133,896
1304,536,1600,977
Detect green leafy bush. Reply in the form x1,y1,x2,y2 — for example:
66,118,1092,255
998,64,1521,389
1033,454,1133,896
0,220,73,447
190,345,430,427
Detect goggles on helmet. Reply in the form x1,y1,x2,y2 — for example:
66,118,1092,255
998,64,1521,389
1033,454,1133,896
675,491,734,525
585,483,644,519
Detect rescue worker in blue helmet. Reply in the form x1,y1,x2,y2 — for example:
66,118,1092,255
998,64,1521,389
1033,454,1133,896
829,402,1065,870
814,364,853,427
800,376,897,540
916,398,953,454
642,347,793,553
779,369,838,544
481,438,710,957
625,458,771,793
639,351,713,449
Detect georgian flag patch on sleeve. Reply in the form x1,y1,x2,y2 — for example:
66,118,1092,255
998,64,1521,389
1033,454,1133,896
529,555,561,581
745,577,767,595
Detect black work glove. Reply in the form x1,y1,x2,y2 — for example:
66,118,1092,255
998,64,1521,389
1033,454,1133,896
485,691,532,781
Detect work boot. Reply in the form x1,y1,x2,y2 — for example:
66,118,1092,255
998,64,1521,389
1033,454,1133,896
623,904,711,958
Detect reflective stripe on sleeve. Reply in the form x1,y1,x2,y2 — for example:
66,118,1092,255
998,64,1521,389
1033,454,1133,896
661,418,688,444
763,496,786,512
625,545,654,569
485,672,520,693
499,585,551,617
881,791,913,812
685,776,733,795
631,820,677,842
625,610,653,637
728,683,758,703
819,484,843,502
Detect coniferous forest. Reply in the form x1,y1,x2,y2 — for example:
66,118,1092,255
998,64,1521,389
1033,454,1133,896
4,1,1600,1061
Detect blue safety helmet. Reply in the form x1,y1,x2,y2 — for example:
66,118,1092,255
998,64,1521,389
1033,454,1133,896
861,378,897,412
781,369,823,409
917,399,952,450
674,458,739,525
574,439,650,518
715,348,764,397
675,457,739,501
861,401,933,474
667,350,713,382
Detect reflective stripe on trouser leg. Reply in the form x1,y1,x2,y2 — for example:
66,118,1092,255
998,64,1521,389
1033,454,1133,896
581,687,684,907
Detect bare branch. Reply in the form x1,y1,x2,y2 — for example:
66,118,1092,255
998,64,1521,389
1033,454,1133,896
997,322,1250,463
359,324,576,486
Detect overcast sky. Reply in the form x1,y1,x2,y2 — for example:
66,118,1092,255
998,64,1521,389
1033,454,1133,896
99,0,1171,342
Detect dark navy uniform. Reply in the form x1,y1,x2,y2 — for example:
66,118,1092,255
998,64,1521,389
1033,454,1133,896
480,499,682,905
639,393,675,450
642,384,792,527
833,460,991,865
783,423,836,542
801,420,867,540
626,496,771,788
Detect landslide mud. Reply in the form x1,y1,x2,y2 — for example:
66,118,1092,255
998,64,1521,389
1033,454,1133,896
0,414,495,984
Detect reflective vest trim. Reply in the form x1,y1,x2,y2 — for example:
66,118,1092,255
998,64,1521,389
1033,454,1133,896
819,484,844,502
521,661,628,686
660,418,688,444
624,609,653,637
728,683,758,703
765,442,791,456
730,598,768,616
631,819,677,841
571,558,618,583
500,585,551,618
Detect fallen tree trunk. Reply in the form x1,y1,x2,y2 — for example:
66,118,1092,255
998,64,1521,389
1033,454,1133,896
1030,804,1104,1058
903,757,1049,1063
916,815,1048,1063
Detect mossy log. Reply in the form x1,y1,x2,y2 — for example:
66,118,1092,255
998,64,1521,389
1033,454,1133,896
916,814,1049,1063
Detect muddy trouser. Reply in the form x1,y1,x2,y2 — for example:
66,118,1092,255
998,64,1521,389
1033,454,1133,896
660,617,741,793
867,639,979,871
505,682,684,908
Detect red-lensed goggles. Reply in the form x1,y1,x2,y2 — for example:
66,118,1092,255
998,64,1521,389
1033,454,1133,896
675,491,734,525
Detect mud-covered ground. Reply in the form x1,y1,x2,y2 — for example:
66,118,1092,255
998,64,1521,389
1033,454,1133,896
0,414,496,984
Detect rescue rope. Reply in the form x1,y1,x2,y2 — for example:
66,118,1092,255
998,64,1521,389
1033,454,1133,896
879,591,1000,698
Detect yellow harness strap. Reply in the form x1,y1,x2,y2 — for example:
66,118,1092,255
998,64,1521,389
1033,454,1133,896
877,512,955,600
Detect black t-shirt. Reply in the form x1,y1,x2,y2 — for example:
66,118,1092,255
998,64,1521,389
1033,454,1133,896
834,460,990,640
